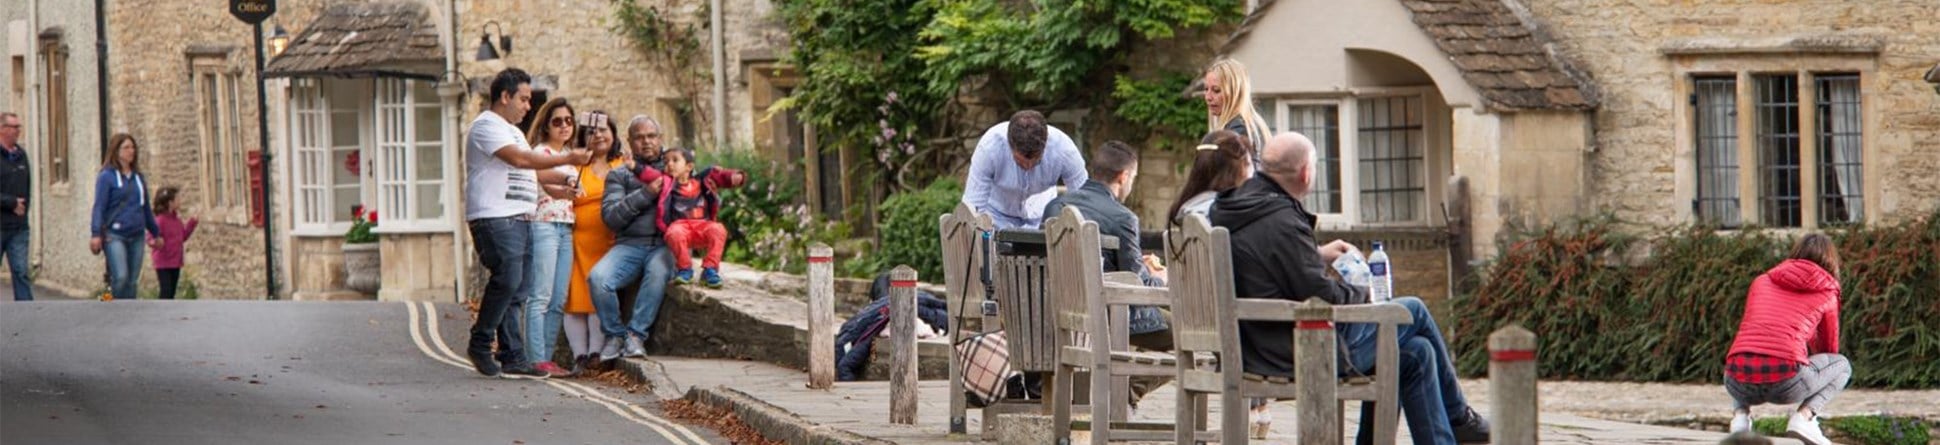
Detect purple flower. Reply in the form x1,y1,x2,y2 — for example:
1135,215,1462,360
886,91,899,103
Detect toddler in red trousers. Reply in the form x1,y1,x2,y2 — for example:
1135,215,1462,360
636,148,744,288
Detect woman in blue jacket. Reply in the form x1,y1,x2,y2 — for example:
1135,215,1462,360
90,133,159,301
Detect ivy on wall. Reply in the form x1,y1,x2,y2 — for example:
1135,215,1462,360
611,0,713,142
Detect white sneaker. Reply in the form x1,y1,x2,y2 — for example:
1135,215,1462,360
624,335,647,358
1730,410,1752,434
1785,411,1831,445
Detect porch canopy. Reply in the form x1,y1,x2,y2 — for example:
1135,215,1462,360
264,1,444,81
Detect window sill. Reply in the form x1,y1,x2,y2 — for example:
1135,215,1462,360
372,222,455,235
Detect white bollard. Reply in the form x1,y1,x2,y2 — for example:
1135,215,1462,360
807,244,835,390
1490,325,1538,445
889,265,919,425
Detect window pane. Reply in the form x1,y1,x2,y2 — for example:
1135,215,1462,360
1285,104,1341,213
1816,74,1862,226
417,183,443,220
1755,75,1801,228
1254,99,1276,133
333,186,359,222
416,144,443,181
332,148,358,187
203,74,225,207
1356,96,1425,223
1693,76,1740,227
415,106,441,143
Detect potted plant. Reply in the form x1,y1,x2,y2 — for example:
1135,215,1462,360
343,204,381,294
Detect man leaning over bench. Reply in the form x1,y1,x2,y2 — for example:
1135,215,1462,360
1208,132,1492,445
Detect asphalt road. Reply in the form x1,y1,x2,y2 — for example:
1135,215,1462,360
1,300,722,445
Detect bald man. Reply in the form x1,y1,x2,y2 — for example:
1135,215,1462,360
1209,132,1491,445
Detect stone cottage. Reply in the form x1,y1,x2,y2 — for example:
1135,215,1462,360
2,0,798,300
1219,0,1940,298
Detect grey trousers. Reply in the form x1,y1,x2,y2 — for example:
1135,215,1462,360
1726,353,1852,413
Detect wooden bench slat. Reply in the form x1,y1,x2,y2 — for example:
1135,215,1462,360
1101,283,1171,307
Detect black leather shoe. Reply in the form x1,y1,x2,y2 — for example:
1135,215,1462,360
1453,407,1492,444
468,351,501,377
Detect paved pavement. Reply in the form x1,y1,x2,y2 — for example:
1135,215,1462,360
645,356,1822,444
1,300,723,445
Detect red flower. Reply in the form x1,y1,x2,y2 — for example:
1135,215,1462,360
367,211,378,224
352,204,365,219
345,151,361,176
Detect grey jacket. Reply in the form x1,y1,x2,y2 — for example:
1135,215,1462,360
1041,180,1169,335
601,156,667,246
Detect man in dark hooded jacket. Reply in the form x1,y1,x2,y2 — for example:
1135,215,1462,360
1209,132,1489,445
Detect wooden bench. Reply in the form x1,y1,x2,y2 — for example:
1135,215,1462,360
1043,207,1219,444
1167,214,1412,444
938,203,995,435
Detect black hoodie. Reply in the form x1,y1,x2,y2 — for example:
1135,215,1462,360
1208,175,1368,378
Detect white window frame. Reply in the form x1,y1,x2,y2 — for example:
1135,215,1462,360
1670,55,1878,230
371,78,448,233
290,78,333,233
1268,87,1448,231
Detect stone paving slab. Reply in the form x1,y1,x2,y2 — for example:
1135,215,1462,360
641,356,1816,444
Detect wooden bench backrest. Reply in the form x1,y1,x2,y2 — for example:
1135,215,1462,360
1044,207,1105,348
939,203,993,321
1167,214,1242,360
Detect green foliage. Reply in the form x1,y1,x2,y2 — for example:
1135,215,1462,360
345,207,377,244
1111,73,1206,151
863,179,963,282
706,149,848,275
773,0,1243,191
1456,212,1940,389
1754,415,1929,445
611,0,712,138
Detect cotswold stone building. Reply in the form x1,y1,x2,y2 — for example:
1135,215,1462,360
3,0,794,300
1220,0,1940,275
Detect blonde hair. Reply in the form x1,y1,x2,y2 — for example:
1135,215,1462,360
1204,59,1272,150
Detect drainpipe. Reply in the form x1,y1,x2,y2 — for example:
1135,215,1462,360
94,0,107,168
446,0,467,303
27,0,40,272
710,0,724,149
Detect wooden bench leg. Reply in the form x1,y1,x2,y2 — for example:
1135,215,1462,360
1052,365,1077,445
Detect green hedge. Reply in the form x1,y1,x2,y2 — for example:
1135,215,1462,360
707,149,848,275
1453,212,1940,389
864,179,963,282
1754,415,1930,445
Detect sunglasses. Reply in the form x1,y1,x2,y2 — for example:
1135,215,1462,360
548,116,574,128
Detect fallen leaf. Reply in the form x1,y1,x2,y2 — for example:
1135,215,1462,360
315,405,328,409
225,376,242,381
248,380,263,385
48,416,58,420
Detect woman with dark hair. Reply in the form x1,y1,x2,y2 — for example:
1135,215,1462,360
150,186,197,300
89,133,160,301
520,97,582,377
563,110,625,374
1168,129,1253,223
1722,233,1848,445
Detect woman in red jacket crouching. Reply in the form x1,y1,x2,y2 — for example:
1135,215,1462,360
1722,234,1848,445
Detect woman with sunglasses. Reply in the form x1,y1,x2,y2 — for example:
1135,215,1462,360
519,97,583,377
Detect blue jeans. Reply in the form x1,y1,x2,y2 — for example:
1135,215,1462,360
467,217,530,366
520,221,573,364
589,242,672,340
2,228,30,301
1345,296,1471,445
104,233,144,301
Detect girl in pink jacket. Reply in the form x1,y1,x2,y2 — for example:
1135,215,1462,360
1721,234,1846,445
150,187,197,300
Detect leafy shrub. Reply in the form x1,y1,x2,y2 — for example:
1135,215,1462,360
1754,415,1930,445
1455,211,1940,389
864,179,962,282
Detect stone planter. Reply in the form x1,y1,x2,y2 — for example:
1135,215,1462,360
342,242,382,294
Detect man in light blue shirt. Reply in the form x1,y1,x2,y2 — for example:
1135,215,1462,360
960,110,1088,229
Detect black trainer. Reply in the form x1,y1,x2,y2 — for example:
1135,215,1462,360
1453,406,1492,444
467,351,502,377
499,362,550,380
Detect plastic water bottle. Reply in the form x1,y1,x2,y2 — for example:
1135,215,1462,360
1367,241,1392,303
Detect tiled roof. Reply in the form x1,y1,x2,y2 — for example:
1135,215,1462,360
264,1,442,79
1223,0,1599,111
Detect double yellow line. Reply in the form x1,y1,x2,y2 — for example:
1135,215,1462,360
404,301,709,445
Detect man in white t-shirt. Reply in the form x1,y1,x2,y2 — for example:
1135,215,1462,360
463,68,591,379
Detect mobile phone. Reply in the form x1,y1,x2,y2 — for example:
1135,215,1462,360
575,111,610,147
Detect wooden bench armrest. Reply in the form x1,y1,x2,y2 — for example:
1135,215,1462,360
1102,282,1170,307
1331,303,1413,325
1233,299,1301,322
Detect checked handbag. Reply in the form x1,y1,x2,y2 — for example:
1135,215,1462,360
955,330,1022,407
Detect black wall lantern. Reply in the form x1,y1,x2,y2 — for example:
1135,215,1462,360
476,21,511,61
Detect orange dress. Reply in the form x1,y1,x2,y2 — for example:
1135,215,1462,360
566,158,625,314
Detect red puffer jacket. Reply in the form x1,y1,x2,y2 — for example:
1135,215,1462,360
1726,259,1841,363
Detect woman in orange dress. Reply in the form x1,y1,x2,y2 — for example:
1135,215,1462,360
563,110,625,374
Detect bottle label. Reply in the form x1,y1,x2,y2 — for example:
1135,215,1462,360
1370,263,1388,276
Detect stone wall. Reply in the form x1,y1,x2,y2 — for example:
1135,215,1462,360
1523,0,1940,226
1,0,110,298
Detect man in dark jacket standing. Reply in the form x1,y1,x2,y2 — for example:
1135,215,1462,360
1209,132,1489,445
589,116,676,361
0,112,32,301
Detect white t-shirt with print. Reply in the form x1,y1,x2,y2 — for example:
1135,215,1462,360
465,110,540,221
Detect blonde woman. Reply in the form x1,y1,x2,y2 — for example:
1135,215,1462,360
1203,59,1273,169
